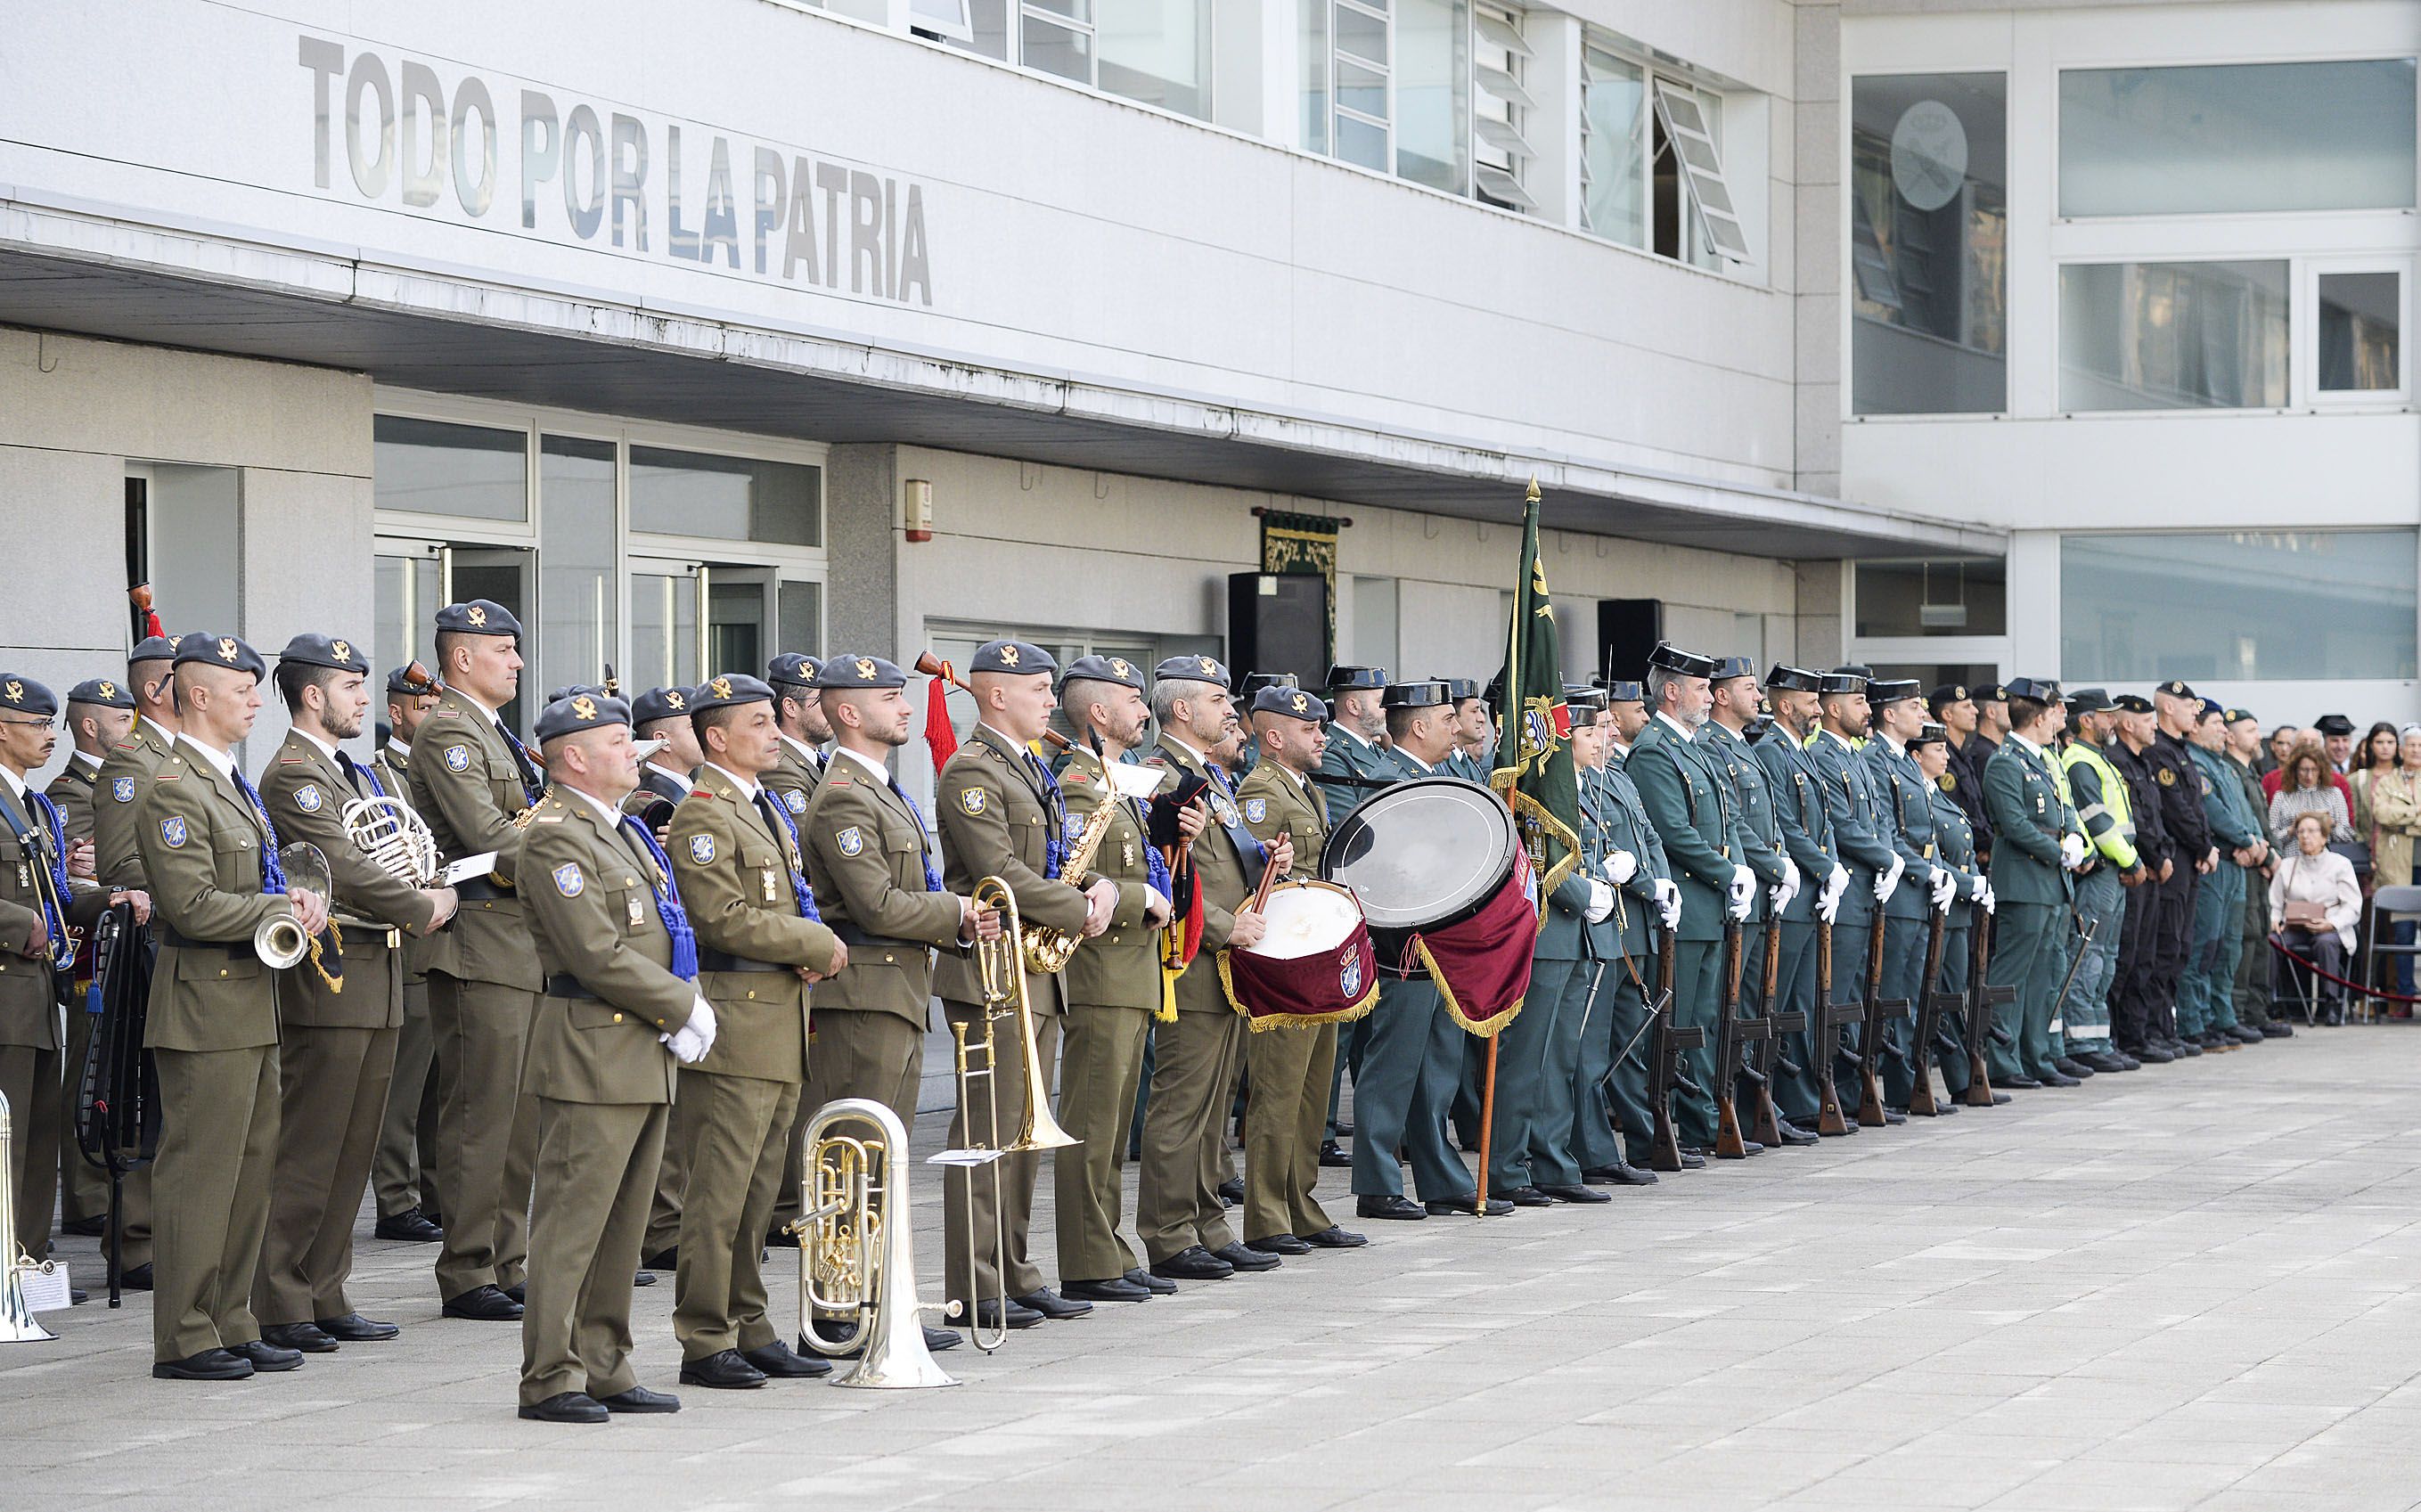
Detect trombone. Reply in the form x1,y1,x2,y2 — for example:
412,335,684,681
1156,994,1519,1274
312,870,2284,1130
794,1098,958,1389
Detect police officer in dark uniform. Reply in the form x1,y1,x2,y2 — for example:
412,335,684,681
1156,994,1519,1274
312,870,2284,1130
2147,680,2215,1055
2107,694,2179,1063
1932,684,1992,854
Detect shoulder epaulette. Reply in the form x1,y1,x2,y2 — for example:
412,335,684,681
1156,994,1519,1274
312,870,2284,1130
277,756,306,764
825,775,854,788
111,740,137,751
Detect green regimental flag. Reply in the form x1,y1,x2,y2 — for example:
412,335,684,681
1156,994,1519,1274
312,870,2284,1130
1490,482,1583,910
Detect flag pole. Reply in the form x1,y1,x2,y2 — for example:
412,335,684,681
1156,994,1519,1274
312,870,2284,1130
1473,478,1541,1218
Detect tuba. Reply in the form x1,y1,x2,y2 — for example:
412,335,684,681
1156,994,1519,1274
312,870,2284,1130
793,1098,958,1389
0,1091,59,1343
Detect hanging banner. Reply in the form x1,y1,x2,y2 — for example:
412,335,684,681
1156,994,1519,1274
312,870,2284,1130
1258,509,1341,668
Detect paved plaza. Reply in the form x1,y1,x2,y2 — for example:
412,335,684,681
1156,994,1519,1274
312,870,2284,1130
7,1026,2421,1512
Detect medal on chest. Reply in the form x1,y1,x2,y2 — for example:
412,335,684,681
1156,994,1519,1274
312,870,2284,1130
763,867,780,903
626,894,646,928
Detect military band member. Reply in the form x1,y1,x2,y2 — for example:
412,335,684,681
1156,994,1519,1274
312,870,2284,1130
50,674,135,1237
1231,684,1365,1252
1806,672,1899,1120
765,653,830,817
372,663,447,1242
1863,680,1957,1110
1141,656,1293,1270
625,686,699,837
654,674,846,1387
2057,691,2143,1074
1566,682,1671,1185
797,654,994,1344
253,635,456,1353
1051,656,1182,1302
136,634,331,1380
934,640,1115,1330
1699,659,1801,1146
516,692,709,1422
1754,667,1845,1134
1984,680,2084,1089
408,600,545,1322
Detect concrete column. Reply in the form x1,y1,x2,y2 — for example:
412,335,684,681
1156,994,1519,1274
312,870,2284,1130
826,443,901,658
1525,12,1583,230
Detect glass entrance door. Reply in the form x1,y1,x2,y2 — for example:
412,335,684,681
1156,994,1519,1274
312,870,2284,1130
627,562,804,690
378,538,534,732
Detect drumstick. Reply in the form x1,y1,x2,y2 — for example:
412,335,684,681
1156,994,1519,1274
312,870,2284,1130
1246,830,1289,913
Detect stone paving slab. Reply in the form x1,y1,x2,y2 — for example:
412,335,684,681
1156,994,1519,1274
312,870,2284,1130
9,1026,2421,1510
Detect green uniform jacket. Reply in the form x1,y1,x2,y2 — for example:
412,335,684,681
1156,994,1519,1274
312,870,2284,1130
1441,749,1492,787
1698,721,1788,922
666,764,843,1083
257,731,437,1029
1236,760,1327,876
1626,715,1737,944
1805,729,1894,927
0,780,102,1050
933,724,1098,1013
1585,754,1666,959
1312,725,1394,830
46,756,99,850
405,688,540,991
1930,785,1983,929
763,738,824,822
519,789,692,1105
1983,740,2070,904
96,719,177,889
1147,737,1259,1014
1056,748,1162,1013
1865,738,1942,921
1754,725,1837,925
134,742,299,1053
2189,744,2262,852
799,751,967,1024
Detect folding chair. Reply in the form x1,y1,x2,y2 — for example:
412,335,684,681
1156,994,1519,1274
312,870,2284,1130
2362,883,2421,1024
2270,931,2322,1026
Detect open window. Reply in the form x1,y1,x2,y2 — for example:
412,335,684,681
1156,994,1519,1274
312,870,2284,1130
1652,79,1748,264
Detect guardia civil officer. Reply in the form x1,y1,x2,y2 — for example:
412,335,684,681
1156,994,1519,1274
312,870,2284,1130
1911,723,1992,1101
1983,680,2086,1089
2183,699,2268,1050
1754,667,1847,1132
1862,680,1960,1110
1804,672,1898,1123
516,691,712,1423
371,661,447,1243
48,674,136,1238
1313,663,1392,1159
1440,678,1493,785
1697,659,1803,1144
2056,691,2142,1073
1566,682,1672,1185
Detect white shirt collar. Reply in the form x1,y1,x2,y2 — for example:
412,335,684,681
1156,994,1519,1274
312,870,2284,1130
1395,748,1435,774
1655,711,1696,740
2008,731,2045,759
644,760,692,789
1878,731,1908,756
70,749,101,775
1820,726,1857,752
388,737,413,762
560,783,624,827
703,761,761,802
0,766,24,802
1332,724,1375,752
831,745,892,785
1163,734,1210,769
292,727,343,766
141,715,176,748
780,732,822,767
177,731,236,783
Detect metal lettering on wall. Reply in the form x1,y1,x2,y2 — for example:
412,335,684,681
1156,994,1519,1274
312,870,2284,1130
297,35,935,307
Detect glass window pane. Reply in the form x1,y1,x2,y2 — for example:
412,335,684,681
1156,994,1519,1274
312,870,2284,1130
2058,260,2289,412
1337,61,1387,118
2060,61,2417,217
1853,558,2007,639
1098,0,1210,119
1026,0,1090,21
146,465,241,641
1301,0,1329,153
1583,48,1647,248
2062,531,2417,682
1021,12,1093,82
629,570,699,691
539,436,616,699
2319,272,2401,392
1394,0,1467,193
707,580,765,679
777,580,822,658
954,0,1012,60
375,550,441,679
1336,112,1388,170
1333,2,1387,66
373,415,528,521
1850,72,2008,415
628,445,822,546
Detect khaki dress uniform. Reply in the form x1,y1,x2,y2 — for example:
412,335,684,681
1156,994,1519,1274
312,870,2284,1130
93,713,177,1275
1051,742,1162,1285
370,739,444,1226
516,784,694,1408
45,750,110,1231
664,755,842,1364
0,755,104,1265
1232,756,1337,1244
406,679,544,1304
759,731,825,1238
135,718,303,1364
252,717,438,1328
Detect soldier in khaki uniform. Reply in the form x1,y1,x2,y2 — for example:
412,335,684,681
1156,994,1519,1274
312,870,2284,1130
408,600,546,1322
760,652,827,1246
371,663,446,1243
91,633,184,1288
1232,685,1366,1255
661,673,846,1389
1140,656,1288,1280
933,639,1116,1332
516,691,708,1423
796,653,989,1350
48,674,135,1237
1051,655,1183,1305
135,634,331,1380
252,635,456,1353
626,683,699,1269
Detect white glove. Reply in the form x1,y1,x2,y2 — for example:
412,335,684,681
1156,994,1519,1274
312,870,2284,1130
1726,864,1754,921
1966,872,1990,902
662,994,718,1065
1772,861,1802,914
1980,883,1998,916
1653,878,1681,932
1873,854,1905,903
1824,864,1850,909
1928,867,1957,912
1602,849,1639,887
2060,832,2088,870
1584,879,1615,924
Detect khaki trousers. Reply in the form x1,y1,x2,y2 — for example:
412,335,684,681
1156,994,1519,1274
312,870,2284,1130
672,1071,798,1360
151,1043,277,1362
0,1043,60,1263
942,998,1058,1313
372,979,442,1219
1242,1022,1337,1242
59,1002,109,1226
1137,1006,1243,1263
519,1098,667,1405
641,1097,688,1261
800,1009,923,1132
254,1022,397,1325
1052,1002,1149,1282
429,973,536,1299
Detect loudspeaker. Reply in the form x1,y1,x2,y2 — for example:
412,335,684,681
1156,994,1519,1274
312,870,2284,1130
1228,572,1329,689
1597,600,1664,685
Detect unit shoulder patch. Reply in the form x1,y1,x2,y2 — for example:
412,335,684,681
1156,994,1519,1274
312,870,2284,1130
2157,768,2176,787
111,777,135,804
295,783,323,813
836,826,864,857
960,789,987,815
159,815,186,848
688,834,716,864
783,789,808,813
553,862,585,897
444,746,471,772
1243,797,1267,824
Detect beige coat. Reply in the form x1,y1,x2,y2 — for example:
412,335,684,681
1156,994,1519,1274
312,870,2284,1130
2270,846,2362,947
2366,768,2421,890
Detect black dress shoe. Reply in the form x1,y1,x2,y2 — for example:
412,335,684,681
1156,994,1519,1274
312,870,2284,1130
1423,1195,1514,1216
1776,1122,1821,1146
1583,1163,1658,1186
519,1392,607,1424
641,1247,677,1271
1535,1183,1612,1204
1673,1149,1707,1168
70,1288,87,1305
1245,1233,1313,1255
2039,1072,2082,1087
1150,1246,1236,1281
740,1340,831,1377
115,1263,153,1291
1355,1194,1426,1221
2230,1025,2264,1044
1123,1267,1180,1294
2111,1051,2143,1070
2174,1038,2204,1057
153,1347,252,1382
2262,1020,2293,1038
260,1322,339,1353
1333,1120,1354,1136
973,1298,1044,1331
315,1312,400,1342
1499,1185,1557,1206
1993,1075,2043,1090
442,1285,525,1321
1216,1177,1245,1206
597,1385,681,1413
61,1215,105,1238
1318,1140,1353,1168
1299,1226,1368,1248
1714,1140,1766,1160
1064,1276,1155,1303
502,1282,528,1304
2133,1042,2175,1063
2049,1056,2091,1078
1012,1287,1095,1319
1213,1240,1280,1271
373,1208,444,1243
679,1350,768,1389
230,1339,304,1372
923,1325,962,1352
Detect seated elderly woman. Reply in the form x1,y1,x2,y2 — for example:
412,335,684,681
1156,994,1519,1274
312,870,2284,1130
2270,811,2365,1025
2269,740,2356,847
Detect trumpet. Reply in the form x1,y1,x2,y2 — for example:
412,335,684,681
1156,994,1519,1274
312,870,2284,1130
794,1098,957,1389
254,912,309,970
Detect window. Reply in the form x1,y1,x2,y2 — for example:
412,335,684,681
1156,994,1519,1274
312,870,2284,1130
1651,82,1744,264
1850,72,2008,415
539,436,616,694
1098,0,1212,118
777,580,824,657
134,464,241,642
2059,60,2417,219
372,415,528,521
1022,0,1092,85
1580,46,1648,248
1316,0,1393,171
1392,0,1468,196
1853,558,2006,640
1468,3,1532,211
2062,531,2418,682
629,445,822,546
2319,270,2402,393
910,0,974,42
2058,260,2289,412
1351,575,1399,674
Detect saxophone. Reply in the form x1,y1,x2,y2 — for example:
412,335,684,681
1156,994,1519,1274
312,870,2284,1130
1020,797,1118,976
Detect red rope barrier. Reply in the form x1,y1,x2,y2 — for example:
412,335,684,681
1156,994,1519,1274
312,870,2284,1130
2264,935,2421,1005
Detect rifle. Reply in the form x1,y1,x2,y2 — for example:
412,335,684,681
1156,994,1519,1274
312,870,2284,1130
1644,923,1703,1173
1855,909,1907,1128
1962,919,2016,1107
1712,919,1751,1159
1748,913,1794,1148
1907,906,1953,1116
2044,914,2102,1068
1812,919,1856,1135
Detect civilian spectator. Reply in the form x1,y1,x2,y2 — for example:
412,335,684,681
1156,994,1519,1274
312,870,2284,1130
2257,724,2298,780
2367,727,2421,1003
2351,720,2401,838
2262,731,2355,811
2268,743,2355,846
2315,713,2358,774
2270,810,2364,1025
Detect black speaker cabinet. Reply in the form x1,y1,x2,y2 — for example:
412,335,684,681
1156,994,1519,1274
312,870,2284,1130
1597,599,1664,685
1228,572,1329,687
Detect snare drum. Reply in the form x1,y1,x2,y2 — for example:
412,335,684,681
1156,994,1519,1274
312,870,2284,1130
1222,879,1379,1028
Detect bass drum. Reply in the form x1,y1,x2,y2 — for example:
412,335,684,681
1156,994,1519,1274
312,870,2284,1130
1320,777,1517,965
